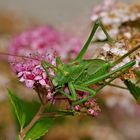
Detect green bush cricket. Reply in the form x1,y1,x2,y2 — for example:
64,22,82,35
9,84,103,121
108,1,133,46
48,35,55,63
41,20,140,108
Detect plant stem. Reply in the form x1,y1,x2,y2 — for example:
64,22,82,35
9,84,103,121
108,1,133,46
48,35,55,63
40,111,74,118
108,83,128,90
19,102,47,140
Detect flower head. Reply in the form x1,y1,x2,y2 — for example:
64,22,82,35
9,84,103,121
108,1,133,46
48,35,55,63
91,0,140,40
9,53,56,89
8,26,83,88
66,92,101,117
9,26,82,61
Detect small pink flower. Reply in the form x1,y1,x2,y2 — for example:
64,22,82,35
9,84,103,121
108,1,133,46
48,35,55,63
25,80,34,88
47,89,53,100
88,108,95,115
74,105,80,111
85,98,96,108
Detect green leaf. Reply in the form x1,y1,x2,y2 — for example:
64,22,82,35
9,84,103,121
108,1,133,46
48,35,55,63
8,90,26,129
124,80,140,104
8,90,53,139
8,90,41,130
24,117,53,140
19,101,40,127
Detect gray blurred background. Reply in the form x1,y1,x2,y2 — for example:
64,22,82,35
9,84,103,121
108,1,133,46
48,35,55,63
0,0,139,26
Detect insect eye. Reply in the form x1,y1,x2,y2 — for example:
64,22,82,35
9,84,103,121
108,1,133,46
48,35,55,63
52,79,58,87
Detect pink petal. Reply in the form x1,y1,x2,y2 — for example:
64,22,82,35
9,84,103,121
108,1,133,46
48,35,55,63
39,79,46,86
34,75,42,80
19,77,25,82
25,80,34,88
18,71,23,77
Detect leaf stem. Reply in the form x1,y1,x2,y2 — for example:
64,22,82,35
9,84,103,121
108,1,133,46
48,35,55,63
19,99,47,140
40,111,74,118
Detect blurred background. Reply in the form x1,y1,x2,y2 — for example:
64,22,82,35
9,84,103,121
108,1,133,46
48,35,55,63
0,0,138,26
0,0,140,140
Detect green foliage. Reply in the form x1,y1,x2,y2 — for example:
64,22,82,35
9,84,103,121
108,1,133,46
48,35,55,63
124,80,140,104
19,101,40,127
8,90,54,140
8,90,41,129
8,90,26,129
24,117,53,140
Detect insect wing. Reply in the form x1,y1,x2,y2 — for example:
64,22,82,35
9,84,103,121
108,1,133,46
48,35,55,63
76,59,110,84
66,61,91,80
87,59,110,76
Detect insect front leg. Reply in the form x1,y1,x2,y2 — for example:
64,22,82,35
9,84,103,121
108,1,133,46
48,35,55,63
41,60,57,72
72,85,96,106
56,57,63,69
41,60,61,85
68,82,77,101
98,20,114,44
41,60,56,82
58,89,73,100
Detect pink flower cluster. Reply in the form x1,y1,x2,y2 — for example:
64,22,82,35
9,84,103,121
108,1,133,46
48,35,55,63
74,98,101,117
91,0,140,40
85,99,101,117
9,26,82,61
8,26,82,88
67,92,101,117
10,53,56,88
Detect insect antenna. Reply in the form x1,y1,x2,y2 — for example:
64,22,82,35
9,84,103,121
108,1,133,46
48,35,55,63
0,52,40,61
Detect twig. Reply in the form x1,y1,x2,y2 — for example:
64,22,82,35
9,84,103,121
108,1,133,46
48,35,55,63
19,99,47,140
108,83,128,90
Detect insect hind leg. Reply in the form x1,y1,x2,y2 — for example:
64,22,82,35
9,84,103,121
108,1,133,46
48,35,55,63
76,19,114,61
68,82,77,101
98,20,114,44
